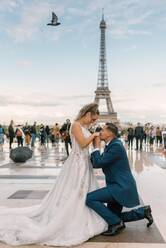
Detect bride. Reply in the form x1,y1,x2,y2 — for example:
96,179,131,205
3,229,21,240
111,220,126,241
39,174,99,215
0,103,107,246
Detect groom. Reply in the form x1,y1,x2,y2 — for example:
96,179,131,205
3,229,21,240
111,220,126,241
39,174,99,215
86,123,153,236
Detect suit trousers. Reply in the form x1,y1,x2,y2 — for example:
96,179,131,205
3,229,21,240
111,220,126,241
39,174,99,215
86,187,145,226
136,137,143,150
128,135,134,148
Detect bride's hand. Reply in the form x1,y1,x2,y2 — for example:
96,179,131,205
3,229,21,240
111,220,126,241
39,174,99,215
93,135,101,148
93,132,100,138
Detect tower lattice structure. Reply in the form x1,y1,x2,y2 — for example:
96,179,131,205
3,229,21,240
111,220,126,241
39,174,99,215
94,13,118,124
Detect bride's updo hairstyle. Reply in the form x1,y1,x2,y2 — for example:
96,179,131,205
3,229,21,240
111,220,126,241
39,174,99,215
75,103,100,121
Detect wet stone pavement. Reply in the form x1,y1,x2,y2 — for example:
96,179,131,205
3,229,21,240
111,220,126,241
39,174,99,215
0,141,166,248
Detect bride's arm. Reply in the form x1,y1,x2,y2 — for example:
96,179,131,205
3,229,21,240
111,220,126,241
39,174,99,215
71,122,99,148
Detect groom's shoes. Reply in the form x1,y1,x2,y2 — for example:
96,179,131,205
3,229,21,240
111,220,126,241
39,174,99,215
144,205,153,227
102,221,125,236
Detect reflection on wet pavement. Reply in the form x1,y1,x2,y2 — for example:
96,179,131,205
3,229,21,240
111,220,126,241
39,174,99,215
127,146,166,174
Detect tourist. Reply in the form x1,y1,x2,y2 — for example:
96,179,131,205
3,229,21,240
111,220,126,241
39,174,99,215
8,120,15,149
144,123,151,145
52,123,60,147
156,126,162,146
23,123,31,146
0,124,5,152
30,122,37,147
134,122,144,151
143,123,148,144
60,119,72,156
149,126,155,146
163,132,166,151
39,124,46,147
127,124,134,149
15,125,24,147
45,125,50,145
50,127,55,146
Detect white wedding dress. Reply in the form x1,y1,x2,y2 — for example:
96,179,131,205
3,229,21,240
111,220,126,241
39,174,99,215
0,125,107,246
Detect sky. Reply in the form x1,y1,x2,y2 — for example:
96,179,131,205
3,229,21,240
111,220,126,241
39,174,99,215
0,0,166,125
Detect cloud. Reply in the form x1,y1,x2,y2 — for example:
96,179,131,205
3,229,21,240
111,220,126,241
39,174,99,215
1,0,165,43
16,59,34,67
67,7,88,17
0,91,94,124
124,45,137,52
113,96,135,103
0,93,61,107
0,0,23,12
111,27,151,38
4,2,50,42
126,10,154,25
65,95,92,100
116,106,166,124
0,92,93,108
152,83,166,88
0,89,165,124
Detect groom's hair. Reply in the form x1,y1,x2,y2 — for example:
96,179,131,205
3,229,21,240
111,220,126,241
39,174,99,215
105,123,118,136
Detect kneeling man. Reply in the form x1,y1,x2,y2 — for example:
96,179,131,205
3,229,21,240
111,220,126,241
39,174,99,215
86,123,153,236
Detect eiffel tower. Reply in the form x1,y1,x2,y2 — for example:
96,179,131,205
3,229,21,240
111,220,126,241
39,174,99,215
94,12,118,124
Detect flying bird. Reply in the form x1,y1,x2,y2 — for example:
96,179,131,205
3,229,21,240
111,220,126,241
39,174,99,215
47,12,61,26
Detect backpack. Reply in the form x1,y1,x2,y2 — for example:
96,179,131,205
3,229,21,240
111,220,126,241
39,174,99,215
16,129,22,137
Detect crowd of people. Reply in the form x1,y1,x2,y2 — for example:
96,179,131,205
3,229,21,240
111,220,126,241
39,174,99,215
0,119,72,155
92,122,166,152
122,122,166,151
0,120,166,153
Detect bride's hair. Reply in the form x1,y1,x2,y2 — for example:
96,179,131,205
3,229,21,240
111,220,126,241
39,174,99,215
75,103,99,121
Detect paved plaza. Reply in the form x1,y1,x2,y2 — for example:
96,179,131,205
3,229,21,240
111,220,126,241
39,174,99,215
0,141,166,248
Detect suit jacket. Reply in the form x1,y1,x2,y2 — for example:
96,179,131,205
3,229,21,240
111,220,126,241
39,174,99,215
134,126,144,138
91,138,140,208
60,123,71,134
60,123,71,142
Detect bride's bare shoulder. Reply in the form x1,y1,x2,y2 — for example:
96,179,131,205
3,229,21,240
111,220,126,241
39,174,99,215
72,121,81,127
71,122,82,133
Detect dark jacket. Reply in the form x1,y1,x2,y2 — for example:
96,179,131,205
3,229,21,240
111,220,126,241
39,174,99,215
127,127,134,136
60,123,71,141
134,126,144,138
30,125,37,135
91,138,140,208
8,125,15,138
60,123,71,133
45,126,50,135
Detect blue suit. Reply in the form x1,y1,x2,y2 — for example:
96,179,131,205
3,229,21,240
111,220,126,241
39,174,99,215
86,138,145,225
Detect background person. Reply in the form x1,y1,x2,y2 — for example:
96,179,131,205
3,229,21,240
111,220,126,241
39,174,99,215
0,124,5,152
15,125,24,147
30,122,37,148
8,120,15,149
127,124,134,150
134,122,144,151
23,123,31,146
45,125,50,145
60,119,72,156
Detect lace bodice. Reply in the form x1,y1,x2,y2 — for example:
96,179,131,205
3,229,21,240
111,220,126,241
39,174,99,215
70,124,91,158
